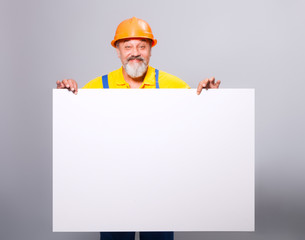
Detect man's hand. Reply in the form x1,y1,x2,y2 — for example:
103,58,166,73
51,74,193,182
197,77,221,95
56,79,78,95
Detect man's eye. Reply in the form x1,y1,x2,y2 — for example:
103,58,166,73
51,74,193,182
140,45,145,49
125,46,131,49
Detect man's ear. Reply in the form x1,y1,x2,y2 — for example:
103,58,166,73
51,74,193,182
116,46,121,58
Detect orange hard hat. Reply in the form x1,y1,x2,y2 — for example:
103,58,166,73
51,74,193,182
111,17,157,48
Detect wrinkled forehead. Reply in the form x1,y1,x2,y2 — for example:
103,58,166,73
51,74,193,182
117,38,152,47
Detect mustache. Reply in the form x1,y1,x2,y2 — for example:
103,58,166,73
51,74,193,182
127,56,144,61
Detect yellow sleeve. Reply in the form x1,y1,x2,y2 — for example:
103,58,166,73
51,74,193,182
158,70,191,89
82,76,103,89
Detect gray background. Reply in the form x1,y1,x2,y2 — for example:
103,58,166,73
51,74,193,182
1,0,304,240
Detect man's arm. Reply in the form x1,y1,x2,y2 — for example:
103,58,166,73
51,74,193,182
56,79,78,94
55,77,220,95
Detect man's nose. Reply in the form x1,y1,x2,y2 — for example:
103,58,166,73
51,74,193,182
131,47,140,56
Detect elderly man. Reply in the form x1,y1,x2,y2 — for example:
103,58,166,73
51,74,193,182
56,17,220,240
56,16,220,93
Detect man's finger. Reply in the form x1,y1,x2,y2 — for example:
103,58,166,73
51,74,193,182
209,77,215,85
67,79,74,91
197,78,209,95
56,80,61,89
62,79,70,89
72,81,76,92
56,80,62,87
215,80,221,88
74,80,78,94
56,80,65,89
72,80,78,94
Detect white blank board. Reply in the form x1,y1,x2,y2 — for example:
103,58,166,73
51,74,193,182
53,89,255,232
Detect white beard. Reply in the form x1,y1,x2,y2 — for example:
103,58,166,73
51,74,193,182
124,60,148,78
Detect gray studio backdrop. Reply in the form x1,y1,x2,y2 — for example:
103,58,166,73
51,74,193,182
1,0,304,240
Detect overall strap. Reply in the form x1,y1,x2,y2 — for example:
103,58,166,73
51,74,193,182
102,74,109,89
155,69,160,89
102,70,159,89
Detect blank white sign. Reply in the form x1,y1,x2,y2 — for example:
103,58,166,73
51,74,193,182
53,89,254,232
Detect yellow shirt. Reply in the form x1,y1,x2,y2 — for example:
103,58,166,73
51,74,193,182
83,65,190,89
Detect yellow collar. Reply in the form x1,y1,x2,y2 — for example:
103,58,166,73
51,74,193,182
115,66,156,87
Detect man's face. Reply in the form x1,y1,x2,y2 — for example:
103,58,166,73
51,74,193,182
116,38,152,78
